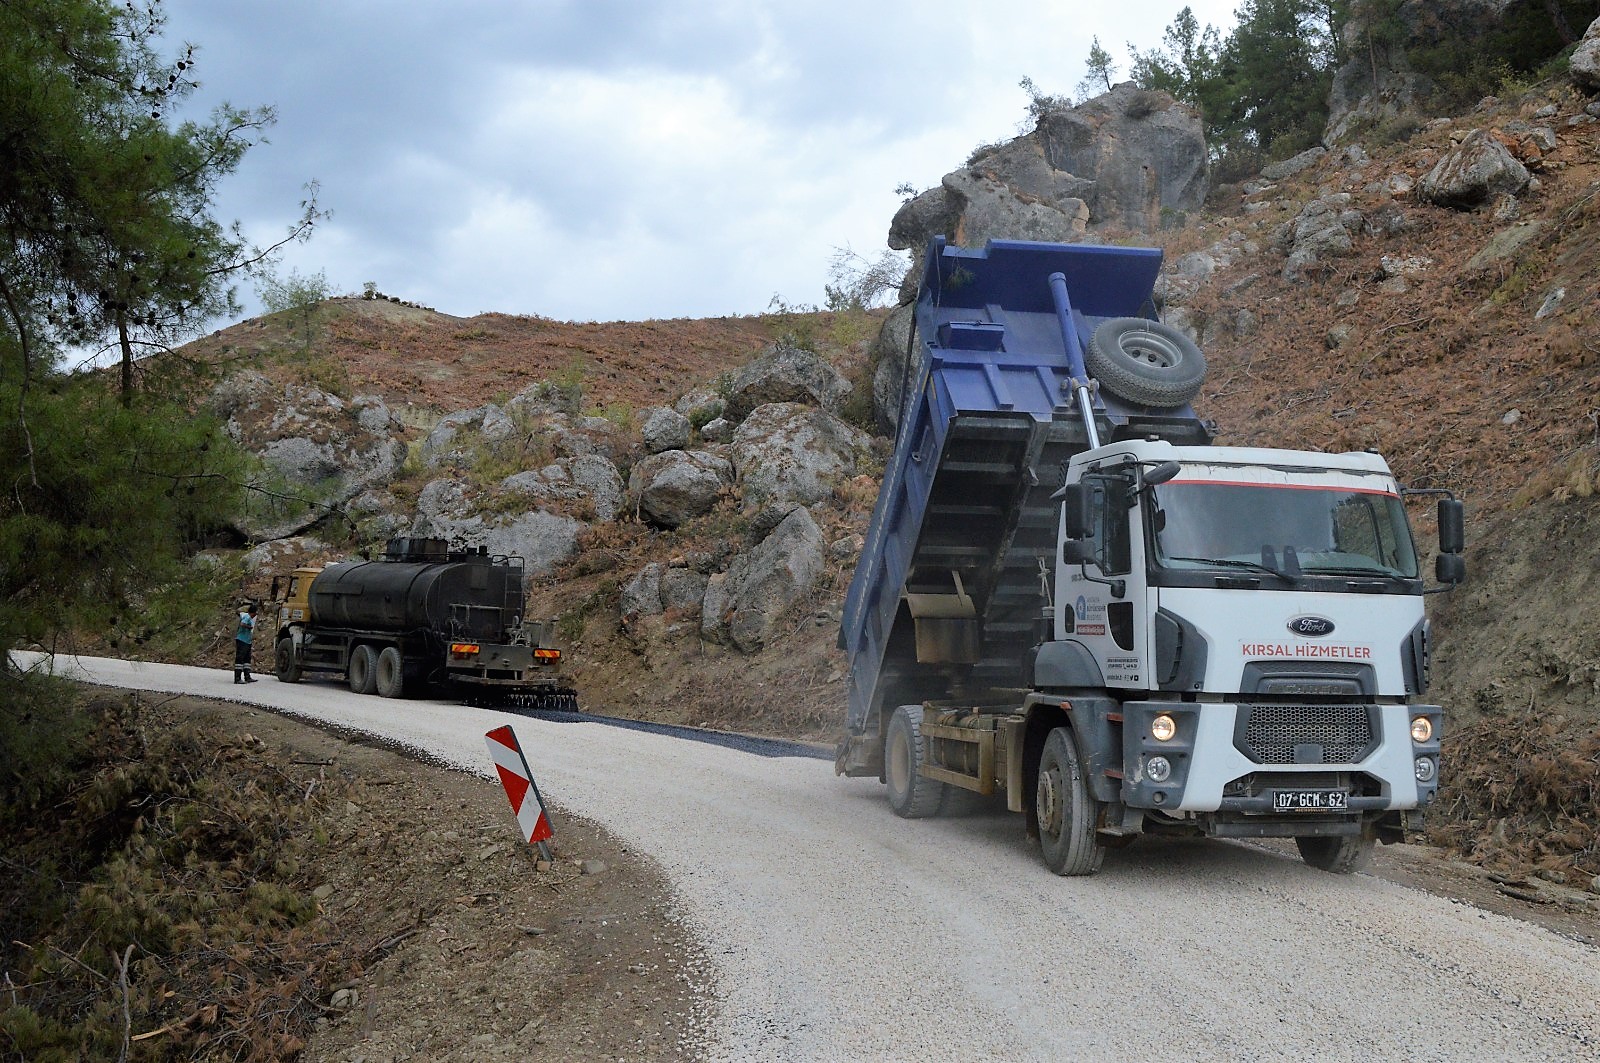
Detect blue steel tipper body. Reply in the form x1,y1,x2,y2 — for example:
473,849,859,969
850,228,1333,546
837,238,1210,757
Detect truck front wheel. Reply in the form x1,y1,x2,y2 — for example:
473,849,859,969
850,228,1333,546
1036,727,1104,876
348,644,378,695
885,705,946,819
1295,833,1374,873
375,646,405,699
274,638,302,683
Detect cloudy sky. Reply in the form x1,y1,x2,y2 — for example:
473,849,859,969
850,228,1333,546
160,1,1239,326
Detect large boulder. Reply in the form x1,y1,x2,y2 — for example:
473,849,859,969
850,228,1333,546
722,344,851,422
1275,194,1365,282
1573,16,1600,91
1416,128,1532,210
700,507,826,653
501,453,625,522
641,406,691,453
627,449,733,527
621,562,710,624
730,403,870,513
411,478,582,575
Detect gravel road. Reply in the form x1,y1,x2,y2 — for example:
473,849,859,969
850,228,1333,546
20,652,1600,1062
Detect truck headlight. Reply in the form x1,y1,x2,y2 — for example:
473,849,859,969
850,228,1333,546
1151,714,1176,742
1410,716,1433,743
1414,756,1436,782
1146,755,1172,782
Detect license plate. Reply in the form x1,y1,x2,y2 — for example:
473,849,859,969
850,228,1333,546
1273,789,1348,812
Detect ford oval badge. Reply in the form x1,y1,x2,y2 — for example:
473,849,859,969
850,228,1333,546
1288,615,1335,637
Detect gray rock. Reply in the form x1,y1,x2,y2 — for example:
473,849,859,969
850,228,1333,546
1535,287,1567,321
722,344,851,422
1571,16,1600,91
1417,128,1532,210
641,406,691,453
1261,147,1326,180
1281,195,1363,282
699,417,733,443
700,507,826,652
351,394,397,434
621,563,666,619
627,450,733,527
660,568,709,613
502,453,624,522
411,478,583,575
1464,221,1546,275
870,303,919,434
731,403,870,513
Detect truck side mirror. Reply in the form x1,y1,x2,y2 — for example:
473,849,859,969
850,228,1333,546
269,576,280,601
1437,498,1464,555
1062,539,1095,565
1436,552,1465,585
1060,482,1094,540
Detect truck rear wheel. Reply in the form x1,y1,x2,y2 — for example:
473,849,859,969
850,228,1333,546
1036,727,1104,876
1086,317,1206,408
885,705,946,819
348,644,378,695
375,646,405,699
274,638,302,683
1295,833,1374,873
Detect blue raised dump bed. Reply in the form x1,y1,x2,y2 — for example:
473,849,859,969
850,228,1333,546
837,238,1210,756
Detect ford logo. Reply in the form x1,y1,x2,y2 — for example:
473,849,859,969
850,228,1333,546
1288,615,1336,637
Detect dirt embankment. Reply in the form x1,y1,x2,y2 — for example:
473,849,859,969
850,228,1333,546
0,687,706,1062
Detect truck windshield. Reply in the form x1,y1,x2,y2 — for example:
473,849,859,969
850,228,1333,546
1150,480,1419,579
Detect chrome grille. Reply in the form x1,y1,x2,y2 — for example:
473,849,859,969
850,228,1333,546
1241,703,1373,764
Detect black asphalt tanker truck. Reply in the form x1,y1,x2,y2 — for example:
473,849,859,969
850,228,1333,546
273,536,576,709
837,237,1464,875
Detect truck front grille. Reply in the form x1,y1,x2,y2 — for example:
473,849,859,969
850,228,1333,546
1239,702,1375,764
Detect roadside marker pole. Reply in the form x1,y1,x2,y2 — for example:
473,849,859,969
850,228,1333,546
484,724,554,862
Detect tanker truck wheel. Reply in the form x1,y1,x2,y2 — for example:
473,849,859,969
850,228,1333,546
274,638,302,683
885,705,946,819
348,644,379,695
375,646,405,699
1295,833,1374,874
1086,317,1206,408
1035,727,1104,876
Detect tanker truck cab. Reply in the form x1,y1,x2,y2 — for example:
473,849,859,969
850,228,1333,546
1052,439,1462,868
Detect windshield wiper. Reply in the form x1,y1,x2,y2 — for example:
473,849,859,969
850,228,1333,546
1298,564,1404,578
1164,556,1299,582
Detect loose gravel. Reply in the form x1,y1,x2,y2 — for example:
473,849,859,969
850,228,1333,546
20,652,1600,1062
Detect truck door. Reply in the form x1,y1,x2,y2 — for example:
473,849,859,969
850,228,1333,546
1060,471,1150,688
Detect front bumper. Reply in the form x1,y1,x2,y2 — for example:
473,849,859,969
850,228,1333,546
1119,701,1441,814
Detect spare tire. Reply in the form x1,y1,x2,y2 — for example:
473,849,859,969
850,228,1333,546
1086,317,1206,408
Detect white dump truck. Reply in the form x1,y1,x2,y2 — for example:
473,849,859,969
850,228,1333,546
836,238,1463,874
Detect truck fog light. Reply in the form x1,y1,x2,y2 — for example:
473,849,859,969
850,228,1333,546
1410,716,1433,743
1151,714,1177,742
1414,756,1436,783
1147,755,1172,782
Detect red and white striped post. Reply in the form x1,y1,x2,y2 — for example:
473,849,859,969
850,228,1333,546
484,724,554,862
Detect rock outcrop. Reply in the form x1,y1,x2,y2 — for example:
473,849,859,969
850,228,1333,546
890,83,1208,255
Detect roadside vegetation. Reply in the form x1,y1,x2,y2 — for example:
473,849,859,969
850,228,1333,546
0,682,355,1062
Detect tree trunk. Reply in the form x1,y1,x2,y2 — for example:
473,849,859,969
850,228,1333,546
118,309,133,408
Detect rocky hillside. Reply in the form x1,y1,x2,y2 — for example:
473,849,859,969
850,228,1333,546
147,50,1600,889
